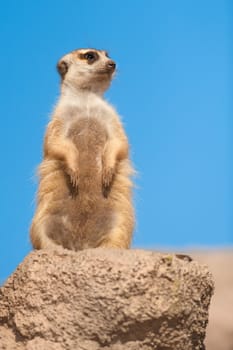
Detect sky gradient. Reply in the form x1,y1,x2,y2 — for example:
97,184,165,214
0,0,232,282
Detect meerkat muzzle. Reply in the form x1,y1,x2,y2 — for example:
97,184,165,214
106,60,116,72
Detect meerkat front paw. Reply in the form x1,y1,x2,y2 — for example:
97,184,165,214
67,167,79,188
102,165,115,197
102,166,115,187
66,153,79,188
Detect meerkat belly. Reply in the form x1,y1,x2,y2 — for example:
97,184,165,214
47,117,114,250
67,116,107,179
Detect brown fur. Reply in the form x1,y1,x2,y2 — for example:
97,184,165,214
30,48,135,250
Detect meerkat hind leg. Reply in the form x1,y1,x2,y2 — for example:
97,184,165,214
97,220,132,249
31,215,67,250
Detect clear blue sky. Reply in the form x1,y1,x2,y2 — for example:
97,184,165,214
0,0,232,282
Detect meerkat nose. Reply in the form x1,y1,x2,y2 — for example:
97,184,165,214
107,60,116,71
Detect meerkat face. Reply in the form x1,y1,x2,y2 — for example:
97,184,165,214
57,48,116,94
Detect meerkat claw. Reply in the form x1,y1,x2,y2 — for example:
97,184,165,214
68,169,79,188
102,167,115,187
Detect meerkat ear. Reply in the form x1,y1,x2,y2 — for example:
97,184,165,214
57,60,69,79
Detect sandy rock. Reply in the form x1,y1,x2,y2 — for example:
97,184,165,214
192,251,233,350
0,249,213,349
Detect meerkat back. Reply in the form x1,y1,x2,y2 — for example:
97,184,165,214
30,48,134,251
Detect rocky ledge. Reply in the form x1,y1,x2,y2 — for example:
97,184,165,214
0,248,214,349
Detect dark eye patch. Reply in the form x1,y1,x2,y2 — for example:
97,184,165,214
79,51,99,64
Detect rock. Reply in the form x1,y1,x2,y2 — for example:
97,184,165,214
0,249,214,350
192,251,233,350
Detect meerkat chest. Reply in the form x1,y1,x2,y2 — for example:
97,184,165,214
61,97,116,139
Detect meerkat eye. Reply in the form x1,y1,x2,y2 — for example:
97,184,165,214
84,52,96,62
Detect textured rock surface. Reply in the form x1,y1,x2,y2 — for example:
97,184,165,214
192,251,233,350
0,249,213,350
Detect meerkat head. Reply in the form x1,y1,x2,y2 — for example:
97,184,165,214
57,48,116,95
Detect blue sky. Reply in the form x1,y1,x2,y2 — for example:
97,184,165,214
0,0,232,282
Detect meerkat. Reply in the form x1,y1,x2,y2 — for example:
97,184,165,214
30,48,135,250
